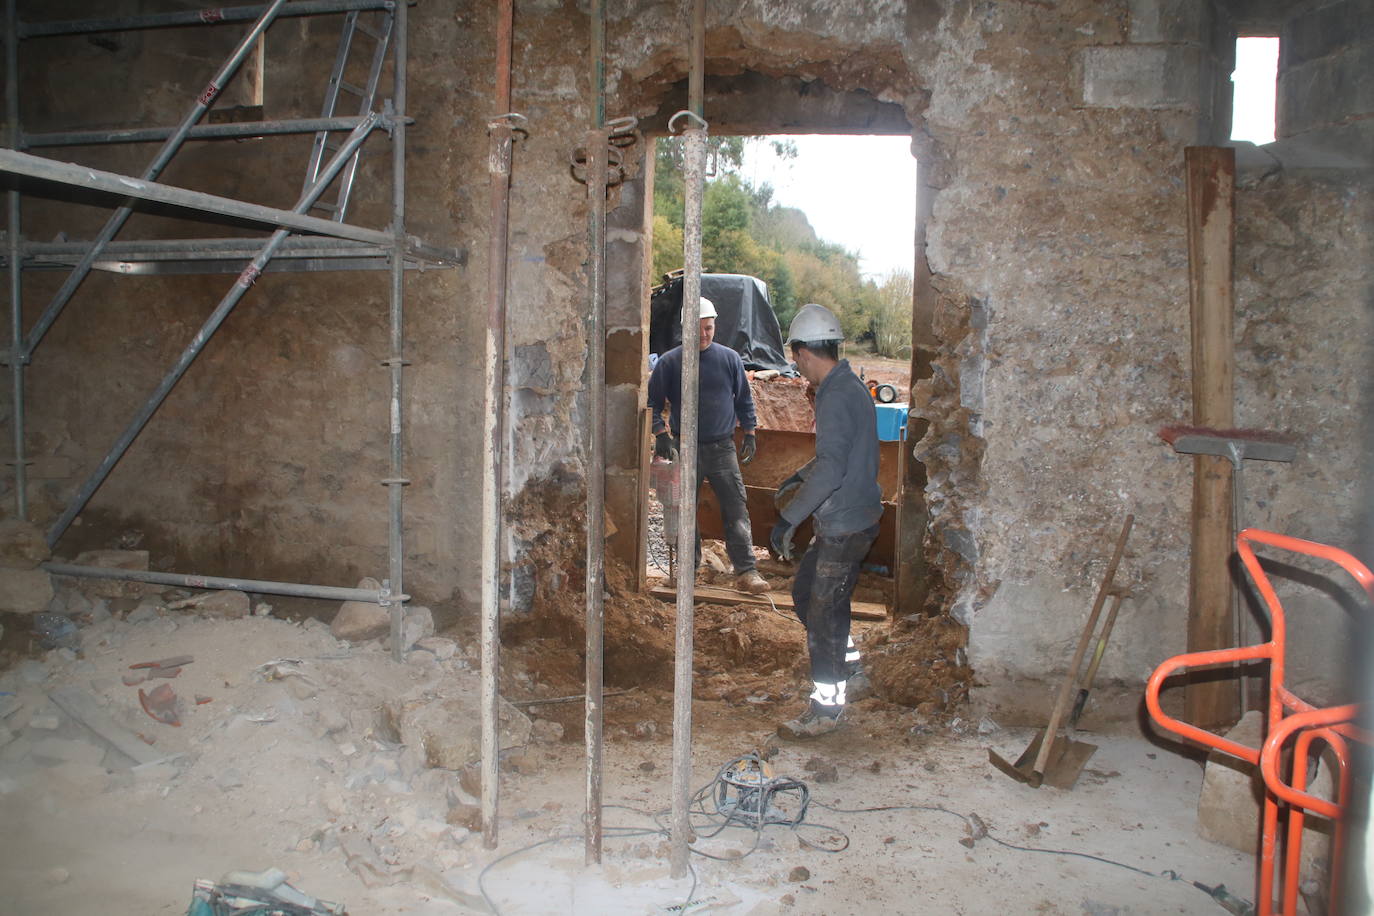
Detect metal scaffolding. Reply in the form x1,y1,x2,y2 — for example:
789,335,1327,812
1,0,459,658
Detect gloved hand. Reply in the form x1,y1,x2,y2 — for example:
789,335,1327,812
654,432,678,461
773,469,805,509
739,432,757,465
769,519,795,562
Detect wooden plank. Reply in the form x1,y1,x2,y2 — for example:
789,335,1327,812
48,685,164,766
650,584,888,620
1184,146,1238,729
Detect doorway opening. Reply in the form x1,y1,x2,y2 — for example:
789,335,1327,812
640,132,919,618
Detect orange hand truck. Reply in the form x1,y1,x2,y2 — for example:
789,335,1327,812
1145,527,1373,916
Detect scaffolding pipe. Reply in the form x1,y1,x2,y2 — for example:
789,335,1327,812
383,0,408,662
0,149,413,253
43,562,392,604
25,116,374,148
583,0,608,866
20,0,288,359
17,236,405,261
669,119,707,881
19,0,390,39
481,0,518,851
5,0,26,518
45,114,381,547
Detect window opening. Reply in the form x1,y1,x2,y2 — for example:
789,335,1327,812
1232,36,1279,145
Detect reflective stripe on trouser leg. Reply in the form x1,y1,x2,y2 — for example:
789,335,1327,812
810,680,847,707
845,636,860,664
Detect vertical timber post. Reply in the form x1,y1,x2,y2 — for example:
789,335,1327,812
481,0,518,850
1184,146,1237,729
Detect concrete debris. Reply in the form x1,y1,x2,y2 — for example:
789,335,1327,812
415,637,457,660
0,518,51,569
168,589,250,619
977,716,1000,735
125,601,161,624
393,605,435,652
386,681,532,771
330,578,389,642
29,713,61,730
0,566,56,614
530,718,564,744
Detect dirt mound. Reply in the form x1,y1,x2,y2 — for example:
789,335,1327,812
864,614,973,712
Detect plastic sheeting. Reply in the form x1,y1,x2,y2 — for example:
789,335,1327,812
649,273,796,375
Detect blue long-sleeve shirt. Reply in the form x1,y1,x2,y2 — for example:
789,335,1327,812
780,359,882,536
648,342,757,443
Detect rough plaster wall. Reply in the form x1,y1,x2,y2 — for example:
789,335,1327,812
913,0,1370,718
1230,168,1374,704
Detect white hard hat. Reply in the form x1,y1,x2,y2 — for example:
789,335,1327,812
786,303,843,345
688,296,717,320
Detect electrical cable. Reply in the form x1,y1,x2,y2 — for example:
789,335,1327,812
475,755,1245,916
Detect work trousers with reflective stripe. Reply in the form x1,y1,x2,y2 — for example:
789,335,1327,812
791,524,879,703
680,436,757,575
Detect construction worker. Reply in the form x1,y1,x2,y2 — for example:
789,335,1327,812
649,296,771,595
770,303,882,738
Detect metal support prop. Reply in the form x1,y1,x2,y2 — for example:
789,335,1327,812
21,0,288,359
45,113,381,547
24,116,375,148
669,120,707,882
43,562,393,604
383,1,408,662
5,0,26,518
19,0,391,39
583,0,608,866
481,0,518,851
669,0,707,881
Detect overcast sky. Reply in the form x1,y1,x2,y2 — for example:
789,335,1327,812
1231,36,1279,144
740,134,917,282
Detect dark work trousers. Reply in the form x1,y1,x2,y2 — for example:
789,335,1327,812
791,524,879,696
683,436,757,575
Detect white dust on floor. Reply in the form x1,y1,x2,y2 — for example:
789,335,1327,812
0,609,1252,915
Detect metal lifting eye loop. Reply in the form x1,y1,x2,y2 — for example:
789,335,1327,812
667,110,707,133
487,112,529,138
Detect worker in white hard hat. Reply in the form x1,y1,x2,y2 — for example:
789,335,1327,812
770,303,883,738
647,296,770,596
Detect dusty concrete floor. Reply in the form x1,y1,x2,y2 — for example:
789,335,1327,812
0,602,1254,916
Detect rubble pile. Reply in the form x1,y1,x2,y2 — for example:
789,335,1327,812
0,572,549,904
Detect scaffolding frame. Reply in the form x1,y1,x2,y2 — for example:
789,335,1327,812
2,0,459,659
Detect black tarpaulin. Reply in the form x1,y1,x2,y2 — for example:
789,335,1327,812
649,273,795,375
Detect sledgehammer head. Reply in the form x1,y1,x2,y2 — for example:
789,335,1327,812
1158,425,1298,464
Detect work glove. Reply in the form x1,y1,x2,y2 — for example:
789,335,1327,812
773,469,805,509
739,432,757,465
654,432,678,461
769,519,795,562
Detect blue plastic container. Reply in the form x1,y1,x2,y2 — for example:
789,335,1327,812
874,403,909,441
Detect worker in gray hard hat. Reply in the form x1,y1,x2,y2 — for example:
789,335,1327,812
647,296,770,596
770,303,883,738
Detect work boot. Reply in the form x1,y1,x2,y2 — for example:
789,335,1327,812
777,700,844,739
736,570,770,595
845,670,875,702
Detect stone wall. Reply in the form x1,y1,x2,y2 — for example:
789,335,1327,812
6,1,1370,719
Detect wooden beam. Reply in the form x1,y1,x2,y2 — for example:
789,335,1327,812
1184,147,1238,729
650,584,888,620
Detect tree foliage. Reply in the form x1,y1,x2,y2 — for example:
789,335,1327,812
652,136,898,347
